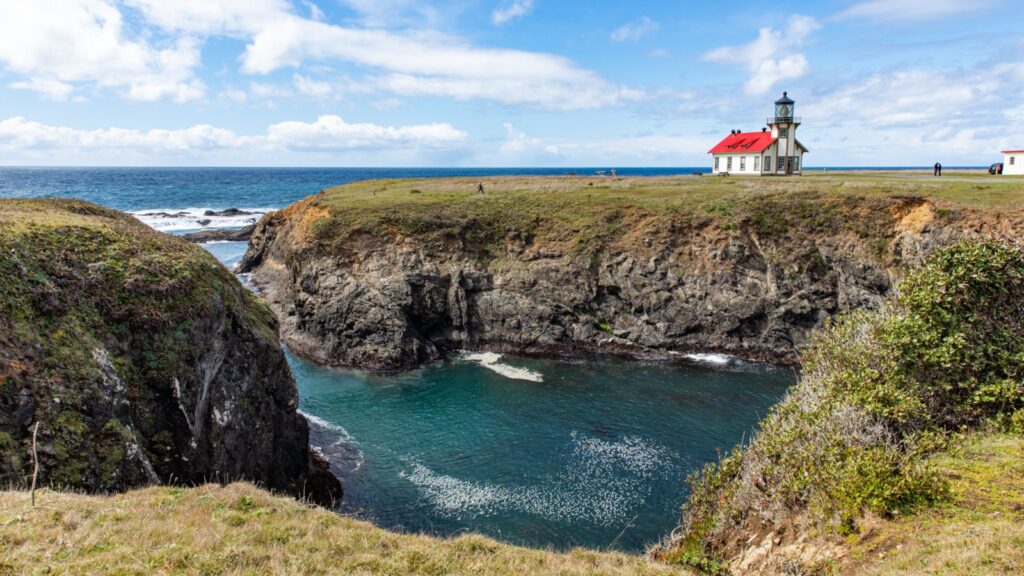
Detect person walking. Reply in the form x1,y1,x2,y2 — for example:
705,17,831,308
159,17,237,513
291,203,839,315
934,162,942,177
477,182,485,195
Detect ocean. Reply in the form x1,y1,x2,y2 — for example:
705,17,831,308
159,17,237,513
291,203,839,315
1,166,796,552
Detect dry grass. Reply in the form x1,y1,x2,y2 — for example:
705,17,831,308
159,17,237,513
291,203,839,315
846,433,1024,576
0,483,690,576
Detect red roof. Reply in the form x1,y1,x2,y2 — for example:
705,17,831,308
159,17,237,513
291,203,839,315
708,131,777,154
1002,150,1024,154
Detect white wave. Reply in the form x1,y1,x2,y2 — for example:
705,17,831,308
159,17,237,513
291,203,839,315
130,207,273,232
299,409,355,443
683,352,734,365
462,351,543,382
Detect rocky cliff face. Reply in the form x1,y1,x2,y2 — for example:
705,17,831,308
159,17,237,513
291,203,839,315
238,178,1023,371
0,200,340,505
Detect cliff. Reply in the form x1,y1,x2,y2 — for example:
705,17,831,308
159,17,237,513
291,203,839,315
657,240,1024,575
0,199,340,505
238,174,1023,370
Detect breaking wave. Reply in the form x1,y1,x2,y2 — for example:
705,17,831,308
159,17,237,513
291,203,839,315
461,352,544,382
682,352,735,365
131,207,272,232
299,409,364,472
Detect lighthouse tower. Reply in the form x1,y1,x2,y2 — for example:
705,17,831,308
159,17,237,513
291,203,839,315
768,92,802,175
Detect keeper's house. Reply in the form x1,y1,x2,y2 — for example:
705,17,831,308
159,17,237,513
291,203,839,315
709,92,809,176
1002,149,1024,175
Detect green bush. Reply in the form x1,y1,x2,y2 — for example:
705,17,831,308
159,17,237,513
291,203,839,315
672,240,1024,568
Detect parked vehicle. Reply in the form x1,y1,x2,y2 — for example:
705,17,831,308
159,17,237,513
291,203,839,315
989,163,1004,175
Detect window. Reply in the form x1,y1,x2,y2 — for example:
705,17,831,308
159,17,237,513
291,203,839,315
740,156,746,171
727,157,733,171
779,127,789,138
1012,156,1017,166
754,156,760,171
764,156,772,172
715,157,720,171
794,156,800,171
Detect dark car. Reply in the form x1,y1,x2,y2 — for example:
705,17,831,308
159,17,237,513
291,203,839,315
989,163,1004,175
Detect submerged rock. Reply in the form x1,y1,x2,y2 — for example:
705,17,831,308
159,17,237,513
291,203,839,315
181,224,256,243
0,199,340,506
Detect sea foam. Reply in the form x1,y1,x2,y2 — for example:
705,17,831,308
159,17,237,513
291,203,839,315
131,207,273,232
462,352,544,382
683,352,735,365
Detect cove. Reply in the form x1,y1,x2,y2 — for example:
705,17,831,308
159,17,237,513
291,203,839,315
293,352,793,552
203,240,795,553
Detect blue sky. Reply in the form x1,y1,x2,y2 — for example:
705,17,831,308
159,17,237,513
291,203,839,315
0,0,1022,166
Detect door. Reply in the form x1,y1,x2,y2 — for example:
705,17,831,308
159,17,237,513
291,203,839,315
785,158,793,175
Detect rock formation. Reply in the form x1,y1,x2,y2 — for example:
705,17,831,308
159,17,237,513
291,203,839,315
0,199,340,505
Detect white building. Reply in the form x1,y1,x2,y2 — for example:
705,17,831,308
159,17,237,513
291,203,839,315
709,92,809,176
1002,149,1024,175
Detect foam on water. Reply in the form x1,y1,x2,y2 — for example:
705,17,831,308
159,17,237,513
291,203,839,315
400,431,678,526
131,207,272,232
461,351,544,382
299,409,355,442
683,352,735,365
300,409,364,472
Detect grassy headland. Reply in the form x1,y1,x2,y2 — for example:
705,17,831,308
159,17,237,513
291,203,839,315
290,173,1024,261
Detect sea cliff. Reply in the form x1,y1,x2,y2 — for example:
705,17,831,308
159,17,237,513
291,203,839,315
238,175,1023,370
0,199,340,505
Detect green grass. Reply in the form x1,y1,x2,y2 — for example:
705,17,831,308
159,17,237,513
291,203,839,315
284,174,1024,261
0,483,689,576
848,432,1024,575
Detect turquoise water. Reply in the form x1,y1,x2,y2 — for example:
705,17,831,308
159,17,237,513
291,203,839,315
293,352,792,552
202,238,794,552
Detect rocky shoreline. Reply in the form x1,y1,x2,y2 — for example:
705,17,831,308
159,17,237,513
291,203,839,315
237,181,1023,372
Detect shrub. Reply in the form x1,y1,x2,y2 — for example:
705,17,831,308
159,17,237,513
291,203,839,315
670,240,1024,567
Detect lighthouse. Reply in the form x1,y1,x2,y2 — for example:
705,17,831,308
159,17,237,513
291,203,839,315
709,92,809,176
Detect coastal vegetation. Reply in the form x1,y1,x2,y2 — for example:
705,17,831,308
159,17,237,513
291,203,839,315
0,199,338,504
660,240,1024,574
300,173,1024,257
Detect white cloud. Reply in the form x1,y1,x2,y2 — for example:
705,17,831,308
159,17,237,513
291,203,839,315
293,74,337,99
492,0,535,25
796,61,1024,165
837,0,982,22
121,0,637,110
0,115,467,156
649,49,671,59
703,15,819,96
374,73,644,110
610,17,660,43
266,115,466,150
489,123,710,166
0,0,204,102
